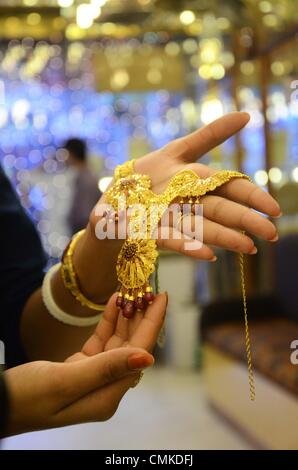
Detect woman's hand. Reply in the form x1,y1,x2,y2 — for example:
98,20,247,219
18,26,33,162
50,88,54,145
134,112,281,260
4,347,153,436
5,293,167,436
72,112,281,304
68,291,168,361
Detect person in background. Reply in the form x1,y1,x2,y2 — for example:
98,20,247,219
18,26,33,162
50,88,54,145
65,138,101,235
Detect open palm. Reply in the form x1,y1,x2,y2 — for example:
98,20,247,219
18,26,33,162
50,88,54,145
68,292,167,362
63,292,166,417
91,112,280,263
134,112,281,260
6,295,165,435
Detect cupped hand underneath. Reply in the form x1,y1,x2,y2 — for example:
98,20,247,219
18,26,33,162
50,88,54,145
5,293,167,436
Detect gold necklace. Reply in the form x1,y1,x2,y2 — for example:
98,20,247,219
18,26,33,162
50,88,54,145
106,159,255,401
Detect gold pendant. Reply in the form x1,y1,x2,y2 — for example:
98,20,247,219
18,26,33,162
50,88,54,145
107,159,255,400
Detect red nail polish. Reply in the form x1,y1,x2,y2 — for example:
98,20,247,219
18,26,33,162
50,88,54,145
128,353,154,371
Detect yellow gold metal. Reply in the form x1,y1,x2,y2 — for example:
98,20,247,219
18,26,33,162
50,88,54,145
106,166,251,211
117,239,158,289
114,159,136,180
239,248,256,401
108,160,255,399
61,229,105,312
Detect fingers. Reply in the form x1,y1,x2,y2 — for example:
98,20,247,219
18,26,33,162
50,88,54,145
104,305,145,351
158,226,215,260
103,312,131,350
200,194,278,241
81,293,119,357
162,112,250,162
187,162,281,218
56,346,154,406
129,292,168,351
214,178,281,218
54,370,142,426
201,218,256,254
176,213,256,254
114,311,131,344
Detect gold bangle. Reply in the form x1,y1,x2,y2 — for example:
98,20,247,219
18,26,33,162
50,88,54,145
61,229,106,312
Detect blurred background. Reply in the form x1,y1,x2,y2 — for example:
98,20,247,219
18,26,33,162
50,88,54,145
1,0,298,450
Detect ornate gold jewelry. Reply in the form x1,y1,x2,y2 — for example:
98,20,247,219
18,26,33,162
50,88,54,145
105,173,152,211
114,159,136,180
107,159,255,400
106,161,251,316
117,239,158,289
61,229,106,312
106,165,250,210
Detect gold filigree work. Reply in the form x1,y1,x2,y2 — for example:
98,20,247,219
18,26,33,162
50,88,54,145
106,164,251,210
117,239,158,290
108,159,255,400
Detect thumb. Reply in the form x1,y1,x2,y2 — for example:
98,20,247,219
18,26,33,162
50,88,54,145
57,347,154,404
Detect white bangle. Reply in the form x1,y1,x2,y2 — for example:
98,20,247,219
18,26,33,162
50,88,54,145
41,263,103,327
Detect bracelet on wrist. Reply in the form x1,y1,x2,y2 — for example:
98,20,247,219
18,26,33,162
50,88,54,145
42,263,102,327
61,229,106,312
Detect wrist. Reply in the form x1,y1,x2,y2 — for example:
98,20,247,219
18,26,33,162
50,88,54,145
72,222,121,303
51,267,98,318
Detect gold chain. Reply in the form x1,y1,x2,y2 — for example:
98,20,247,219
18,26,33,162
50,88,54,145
239,250,256,401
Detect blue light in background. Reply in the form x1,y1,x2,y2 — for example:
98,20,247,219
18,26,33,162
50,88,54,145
0,79,185,173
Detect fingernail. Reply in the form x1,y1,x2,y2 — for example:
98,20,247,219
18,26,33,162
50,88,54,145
210,256,217,262
273,211,283,219
269,234,279,242
128,353,154,371
240,112,250,122
165,291,168,308
249,246,258,254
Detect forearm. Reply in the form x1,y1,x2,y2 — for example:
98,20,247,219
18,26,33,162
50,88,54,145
71,222,121,303
21,222,122,361
20,288,94,361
